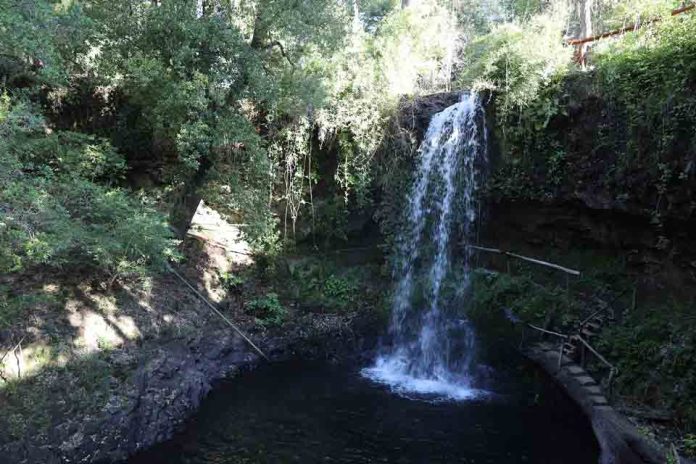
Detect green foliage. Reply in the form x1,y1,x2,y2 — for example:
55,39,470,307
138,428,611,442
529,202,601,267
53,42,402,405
468,270,579,331
246,292,287,327
0,97,178,279
312,196,351,244
468,255,696,430
282,257,380,313
487,74,570,200
218,271,245,292
317,0,459,203
2,0,466,270
0,0,92,85
322,274,359,306
458,6,572,115
683,434,696,457
594,13,696,178
487,12,696,212
596,301,696,428
597,0,681,31
303,271,360,311
0,286,58,330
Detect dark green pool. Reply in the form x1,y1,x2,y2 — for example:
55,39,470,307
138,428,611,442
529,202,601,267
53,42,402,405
128,357,599,464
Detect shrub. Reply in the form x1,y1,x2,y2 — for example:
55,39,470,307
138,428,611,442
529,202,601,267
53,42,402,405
593,13,696,180
246,293,287,327
683,434,696,457
219,271,245,292
458,6,572,116
468,270,578,330
284,258,369,312
596,304,696,429
0,96,178,280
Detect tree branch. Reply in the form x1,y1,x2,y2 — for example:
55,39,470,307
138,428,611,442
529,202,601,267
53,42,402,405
263,40,295,68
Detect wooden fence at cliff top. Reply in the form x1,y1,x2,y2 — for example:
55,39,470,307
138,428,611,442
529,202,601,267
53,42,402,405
568,3,695,65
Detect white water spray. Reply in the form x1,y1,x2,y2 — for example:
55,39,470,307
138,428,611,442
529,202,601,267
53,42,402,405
363,92,487,400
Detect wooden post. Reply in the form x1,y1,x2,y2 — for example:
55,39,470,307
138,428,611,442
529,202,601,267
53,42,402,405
565,273,571,315
607,368,616,399
14,342,22,379
518,325,526,350
557,342,564,372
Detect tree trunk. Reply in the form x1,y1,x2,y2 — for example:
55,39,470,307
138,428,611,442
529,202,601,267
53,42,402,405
578,0,592,39
576,0,593,66
169,155,212,239
250,2,268,49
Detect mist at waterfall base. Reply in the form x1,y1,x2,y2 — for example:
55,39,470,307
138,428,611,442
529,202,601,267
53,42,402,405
362,92,490,401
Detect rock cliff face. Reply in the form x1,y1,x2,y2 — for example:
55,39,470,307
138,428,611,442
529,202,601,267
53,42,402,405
389,88,696,294
483,200,696,295
480,73,694,292
487,73,696,223
393,92,462,141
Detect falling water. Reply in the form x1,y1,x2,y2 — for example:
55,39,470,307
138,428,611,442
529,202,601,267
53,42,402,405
363,92,487,400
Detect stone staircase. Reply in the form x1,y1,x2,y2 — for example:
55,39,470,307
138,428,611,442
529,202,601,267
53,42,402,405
532,342,610,408
526,342,694,464
562,313,609,360
561,297,616,362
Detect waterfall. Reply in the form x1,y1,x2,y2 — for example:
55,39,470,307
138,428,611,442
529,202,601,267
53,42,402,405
363,92,488,400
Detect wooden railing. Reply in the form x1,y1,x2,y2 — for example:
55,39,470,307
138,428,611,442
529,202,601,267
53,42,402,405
568,4,695,47
567,3,696,65
468,243,618,393
467,244,580,276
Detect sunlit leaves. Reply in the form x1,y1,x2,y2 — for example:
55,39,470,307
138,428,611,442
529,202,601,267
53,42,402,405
458,5,572,114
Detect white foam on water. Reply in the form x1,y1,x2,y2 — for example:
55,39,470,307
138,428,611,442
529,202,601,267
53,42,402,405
362,355,487,402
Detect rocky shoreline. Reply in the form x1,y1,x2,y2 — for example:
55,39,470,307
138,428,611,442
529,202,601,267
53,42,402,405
1,310,380,464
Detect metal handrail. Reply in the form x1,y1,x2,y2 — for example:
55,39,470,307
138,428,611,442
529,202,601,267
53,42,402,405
576,335,616,372
526,323,569,339
577,288,629,328
467,244,581,276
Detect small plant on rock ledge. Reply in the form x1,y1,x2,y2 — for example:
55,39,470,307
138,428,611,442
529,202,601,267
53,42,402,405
246,293,287,327
218,271,245,294
683,434,696,457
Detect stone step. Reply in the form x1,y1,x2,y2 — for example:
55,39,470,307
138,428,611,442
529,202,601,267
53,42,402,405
585,321,602,330
539,347,575,366
537,342,554,352
585,385,603,395
562,346,576,356
589,395,608,406
575,375,596,386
